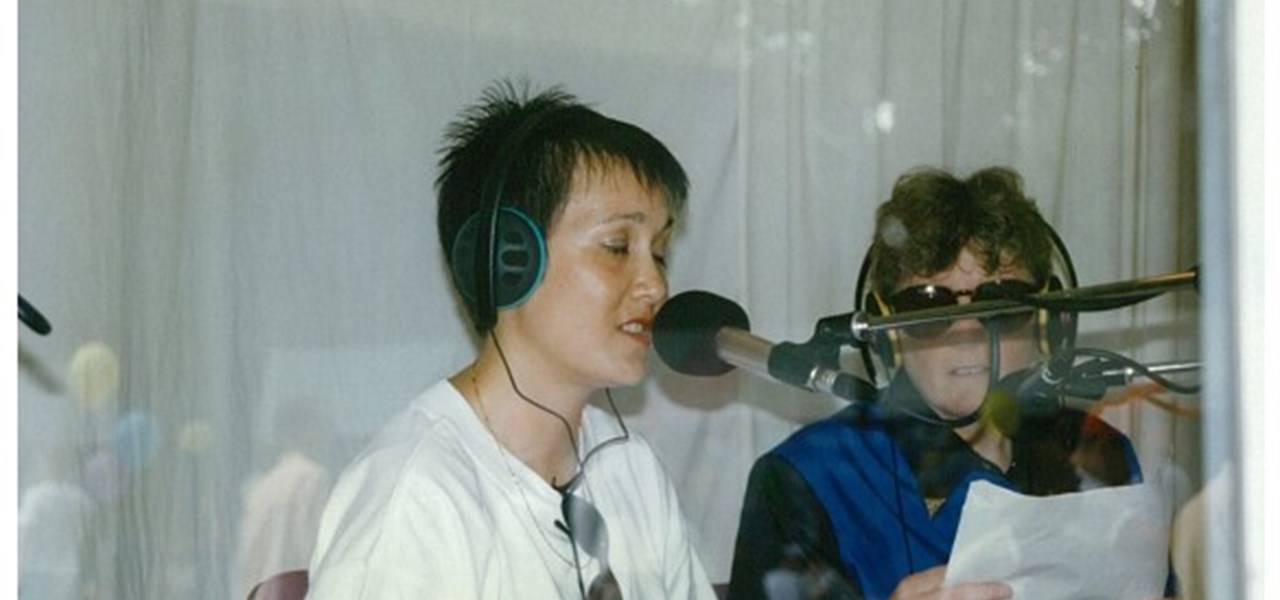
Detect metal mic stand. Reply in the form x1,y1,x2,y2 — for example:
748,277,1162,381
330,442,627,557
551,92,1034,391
814,267,1200,346
805,267,1202,403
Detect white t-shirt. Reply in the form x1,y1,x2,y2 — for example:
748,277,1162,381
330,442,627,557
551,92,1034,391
308,380,715,599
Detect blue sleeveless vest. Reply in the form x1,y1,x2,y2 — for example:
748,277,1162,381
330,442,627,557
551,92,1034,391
771,392,1141,599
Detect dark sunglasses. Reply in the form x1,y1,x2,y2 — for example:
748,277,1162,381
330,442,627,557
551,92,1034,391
558,487,622,600
886,279,1041,339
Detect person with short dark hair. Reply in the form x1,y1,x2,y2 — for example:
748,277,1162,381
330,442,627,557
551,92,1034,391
308,81,714,599
727,166,1141,600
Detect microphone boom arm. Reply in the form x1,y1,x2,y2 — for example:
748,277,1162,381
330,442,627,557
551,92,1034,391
828,267,1199,345
713,329,877,404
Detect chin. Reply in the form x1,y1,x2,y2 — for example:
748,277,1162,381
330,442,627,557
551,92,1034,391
931,394,985,419
614,371,647,388
610,364,648,388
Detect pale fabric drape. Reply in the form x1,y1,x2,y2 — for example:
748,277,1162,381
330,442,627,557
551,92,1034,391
18,0,1199,597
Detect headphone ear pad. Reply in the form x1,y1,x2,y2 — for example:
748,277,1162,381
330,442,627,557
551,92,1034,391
1036,275,1076,355
450,207,547,316
866,293,902,370
490,208,547,308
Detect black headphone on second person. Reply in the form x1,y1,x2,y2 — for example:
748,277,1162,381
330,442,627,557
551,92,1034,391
853,215,1078,385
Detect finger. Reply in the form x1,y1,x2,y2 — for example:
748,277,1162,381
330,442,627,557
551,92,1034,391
943,581,1013,600
890,566,947,598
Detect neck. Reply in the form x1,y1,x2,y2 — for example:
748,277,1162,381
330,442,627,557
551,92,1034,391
452,345,589,486
956,420,1013,472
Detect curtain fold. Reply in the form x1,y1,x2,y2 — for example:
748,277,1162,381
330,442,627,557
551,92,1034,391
19,0,1200,595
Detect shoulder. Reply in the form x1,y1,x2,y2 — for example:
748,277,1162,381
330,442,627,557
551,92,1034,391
768,404,889,463
323,380,491,523
1018,407,1133,450
1014,408,1140,491
744,452,812,499
309,382,496,591
360,380,478,468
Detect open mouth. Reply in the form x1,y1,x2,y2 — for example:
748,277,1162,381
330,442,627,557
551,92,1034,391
621,321,646,334
949,365,989,377
620,319,652,344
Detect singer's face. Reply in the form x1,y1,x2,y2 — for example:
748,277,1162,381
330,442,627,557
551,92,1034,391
500,162,672,392
896,247,1041,420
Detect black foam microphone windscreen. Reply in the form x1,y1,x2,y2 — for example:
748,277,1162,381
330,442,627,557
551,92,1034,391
652,290,750,376
19,294,51,335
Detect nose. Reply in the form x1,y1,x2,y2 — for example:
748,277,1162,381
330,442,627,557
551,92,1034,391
947,307,988,339
631,254,667,306
949,293,985,332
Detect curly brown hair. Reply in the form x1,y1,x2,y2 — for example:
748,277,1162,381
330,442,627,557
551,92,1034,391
868,166,1054,297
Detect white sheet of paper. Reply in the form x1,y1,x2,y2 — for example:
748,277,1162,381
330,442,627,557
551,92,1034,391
944,480,1170,600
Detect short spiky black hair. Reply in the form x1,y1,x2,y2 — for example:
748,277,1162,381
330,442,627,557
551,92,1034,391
435,79,689,331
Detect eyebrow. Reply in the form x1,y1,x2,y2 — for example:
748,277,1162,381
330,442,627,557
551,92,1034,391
599,211,675,232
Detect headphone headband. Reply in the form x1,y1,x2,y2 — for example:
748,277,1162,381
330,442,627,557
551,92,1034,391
462,106,563,332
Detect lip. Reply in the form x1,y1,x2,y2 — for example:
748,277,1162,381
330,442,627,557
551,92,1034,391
949,365,990,377
620,317,653,345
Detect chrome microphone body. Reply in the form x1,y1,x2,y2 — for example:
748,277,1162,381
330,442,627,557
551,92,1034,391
654,290,875,403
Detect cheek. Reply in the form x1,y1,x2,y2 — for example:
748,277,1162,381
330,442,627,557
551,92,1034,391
898,341,945,382
897,332,956,361
899,349,954,410
531,258,614,314
998,336,1041,376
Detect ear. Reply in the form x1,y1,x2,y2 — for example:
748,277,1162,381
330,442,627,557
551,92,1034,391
1035,275,1076,356
868,292,903,371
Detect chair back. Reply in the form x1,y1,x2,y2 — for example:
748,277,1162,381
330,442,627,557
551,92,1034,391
246,569,309,600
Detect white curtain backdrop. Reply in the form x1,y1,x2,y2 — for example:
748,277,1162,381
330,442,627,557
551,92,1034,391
18,0,1200,597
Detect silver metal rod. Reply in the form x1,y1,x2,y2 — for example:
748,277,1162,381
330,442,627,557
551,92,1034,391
1082,360,1202,385
714,327,773,381
851,268,1198,341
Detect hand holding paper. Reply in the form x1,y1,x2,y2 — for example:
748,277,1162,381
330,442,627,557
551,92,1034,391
891,565,1011,600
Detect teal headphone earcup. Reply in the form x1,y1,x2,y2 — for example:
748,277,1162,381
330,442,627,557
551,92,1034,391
450,207,547,318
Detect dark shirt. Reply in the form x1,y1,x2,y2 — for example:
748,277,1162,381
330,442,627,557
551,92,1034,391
727,374,1139,600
